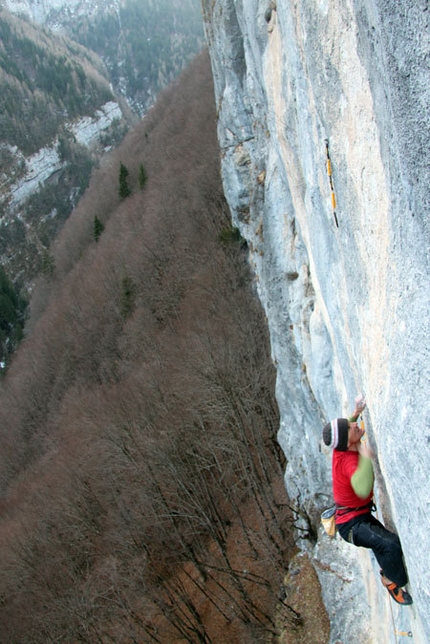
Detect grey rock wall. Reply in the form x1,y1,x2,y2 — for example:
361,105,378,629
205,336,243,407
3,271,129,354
202,1,429,642
6,101,123,211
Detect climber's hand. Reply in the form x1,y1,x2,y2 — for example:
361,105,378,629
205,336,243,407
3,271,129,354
354,393,366,414
357,441,374,459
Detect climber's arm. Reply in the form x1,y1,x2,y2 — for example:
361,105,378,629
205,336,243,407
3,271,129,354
349,394,366,422
351,454,374,498
349,411,361,423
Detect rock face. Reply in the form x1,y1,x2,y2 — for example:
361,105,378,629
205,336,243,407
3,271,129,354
202,1,429,642
70,101,123,147
7,101,123,211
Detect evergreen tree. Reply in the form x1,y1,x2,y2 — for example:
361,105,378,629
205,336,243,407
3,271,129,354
138,163,147,189
93,215,105,242
119,162,131,199
40,249,55,276
0,266,26,371
120,272,136,319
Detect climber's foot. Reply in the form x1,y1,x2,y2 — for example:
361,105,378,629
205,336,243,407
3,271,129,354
380,571,413,605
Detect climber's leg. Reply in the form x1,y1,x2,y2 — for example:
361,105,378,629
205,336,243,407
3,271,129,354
349,515,408,588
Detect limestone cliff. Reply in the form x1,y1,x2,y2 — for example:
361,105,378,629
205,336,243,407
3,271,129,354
201,1,429,642
7,102,124,211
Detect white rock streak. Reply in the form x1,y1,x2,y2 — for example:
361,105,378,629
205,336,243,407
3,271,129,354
9,146,62,208
70,101,123,147
8,101,122,210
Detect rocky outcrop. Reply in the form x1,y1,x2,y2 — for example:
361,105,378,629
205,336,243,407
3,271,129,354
202,1,429,642
70,101,123,147
5,101,124,212
8,146,62,211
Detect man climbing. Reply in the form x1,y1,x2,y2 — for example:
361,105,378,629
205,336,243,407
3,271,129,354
322,396,412,605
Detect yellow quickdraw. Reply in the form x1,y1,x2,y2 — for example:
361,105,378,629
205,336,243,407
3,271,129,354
359,416,367,443
324,139,339,228
394,630,413,638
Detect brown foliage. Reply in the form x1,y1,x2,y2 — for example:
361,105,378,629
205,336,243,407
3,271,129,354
0,51,328,643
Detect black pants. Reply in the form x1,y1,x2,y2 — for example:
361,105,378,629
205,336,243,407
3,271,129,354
337,513,408,587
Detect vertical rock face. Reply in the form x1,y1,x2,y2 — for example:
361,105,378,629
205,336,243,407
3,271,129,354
202,1,429,642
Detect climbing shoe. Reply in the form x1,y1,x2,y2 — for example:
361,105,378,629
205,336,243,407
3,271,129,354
380,572,413,605
385,582,413,605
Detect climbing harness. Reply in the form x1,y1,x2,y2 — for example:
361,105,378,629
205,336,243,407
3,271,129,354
321,500,375,538
324,139,339,228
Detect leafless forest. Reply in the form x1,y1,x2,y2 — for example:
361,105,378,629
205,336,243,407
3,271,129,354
0,51,309,643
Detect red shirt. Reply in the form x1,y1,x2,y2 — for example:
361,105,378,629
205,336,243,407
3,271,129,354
332,450,373,524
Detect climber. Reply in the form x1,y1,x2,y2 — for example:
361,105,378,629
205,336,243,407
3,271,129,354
322,396,412,605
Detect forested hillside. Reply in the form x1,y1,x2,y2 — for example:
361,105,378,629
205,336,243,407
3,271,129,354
67,0,205,114
0,266,26,369
0,9,128,294
0,1,205,370
0,51,330,642
0,11,114,155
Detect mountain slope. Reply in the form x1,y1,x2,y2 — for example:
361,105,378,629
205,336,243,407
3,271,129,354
0,0,205,367
4,0,206,115
0,8,130,292
0,51,330,643
0,10,115,155
58,0,205,115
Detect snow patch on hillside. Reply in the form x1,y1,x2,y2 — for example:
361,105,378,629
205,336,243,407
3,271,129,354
5,101,123,211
